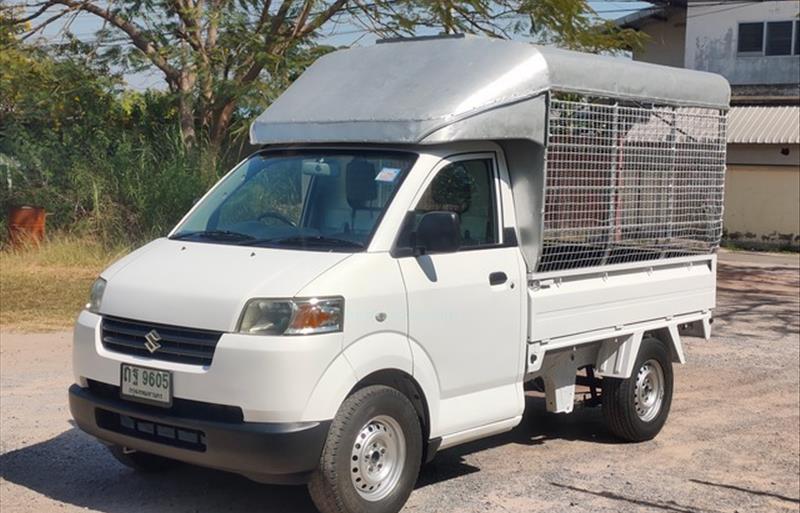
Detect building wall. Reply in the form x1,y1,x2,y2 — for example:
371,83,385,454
684,1,800,85
727,143,800,166
632,8,686,67
723,164,800,245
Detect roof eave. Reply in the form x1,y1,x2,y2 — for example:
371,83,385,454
615,5,670,29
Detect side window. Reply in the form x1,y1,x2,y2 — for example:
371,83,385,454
401,158,498,250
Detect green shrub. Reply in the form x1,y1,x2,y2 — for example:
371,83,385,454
0,44,250,245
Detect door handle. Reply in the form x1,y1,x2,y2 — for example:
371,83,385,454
489,272,507,286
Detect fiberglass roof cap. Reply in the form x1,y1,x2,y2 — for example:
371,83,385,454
250,35,730,145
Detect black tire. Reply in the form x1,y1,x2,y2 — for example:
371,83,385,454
602,337,674,442
308,385,423,513
107,445,179,472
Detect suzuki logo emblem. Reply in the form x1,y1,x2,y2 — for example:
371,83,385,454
144,329,162,353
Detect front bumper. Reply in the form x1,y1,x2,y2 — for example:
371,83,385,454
69,384,330,484
73,310,347,423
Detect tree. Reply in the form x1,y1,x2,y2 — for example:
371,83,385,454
8,1,643,153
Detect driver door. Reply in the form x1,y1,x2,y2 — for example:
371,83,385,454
396,153,524,437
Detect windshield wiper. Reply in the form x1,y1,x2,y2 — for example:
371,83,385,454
246,235,364,249
171,230,255,242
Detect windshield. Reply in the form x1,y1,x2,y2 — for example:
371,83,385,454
171,149,417,251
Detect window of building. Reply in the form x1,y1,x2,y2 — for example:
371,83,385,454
737,22,764,53
765,21,793,56
796,21,800,56
738,21,799,56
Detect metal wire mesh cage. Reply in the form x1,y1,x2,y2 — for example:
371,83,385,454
536,95,727,273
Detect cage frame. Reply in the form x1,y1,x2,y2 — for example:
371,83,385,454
534,91,728,274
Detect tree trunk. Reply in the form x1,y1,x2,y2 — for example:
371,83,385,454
209,100,237,153
177,73,197,150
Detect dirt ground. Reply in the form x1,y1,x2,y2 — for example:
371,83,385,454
1,251,798,513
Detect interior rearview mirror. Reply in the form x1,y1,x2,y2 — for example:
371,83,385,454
302,159,339,177
415,211,460,255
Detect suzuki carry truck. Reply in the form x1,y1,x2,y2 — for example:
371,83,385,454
69,35,729,513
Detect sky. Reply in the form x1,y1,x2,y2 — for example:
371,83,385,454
14,0,654,91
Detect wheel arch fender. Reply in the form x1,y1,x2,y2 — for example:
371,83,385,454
407,338,441,439
301,331,414,422
345,338,442,448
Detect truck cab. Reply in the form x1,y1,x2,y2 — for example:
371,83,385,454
69,36,729,513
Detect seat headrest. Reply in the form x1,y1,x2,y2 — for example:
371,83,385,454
346,159,377,209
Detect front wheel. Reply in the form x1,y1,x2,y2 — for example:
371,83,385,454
602,337,674,442
308,385,423,513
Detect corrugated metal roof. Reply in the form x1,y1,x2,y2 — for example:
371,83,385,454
728,106,800,144
625,107,723,143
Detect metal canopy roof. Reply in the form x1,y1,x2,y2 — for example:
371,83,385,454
727,106,800,144
250,35,730,145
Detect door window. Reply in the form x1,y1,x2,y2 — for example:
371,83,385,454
399,158,499,250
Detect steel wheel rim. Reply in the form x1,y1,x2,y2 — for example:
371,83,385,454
634,359,665,422
350,415,406,502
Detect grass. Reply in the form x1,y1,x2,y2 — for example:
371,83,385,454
0,236,129,332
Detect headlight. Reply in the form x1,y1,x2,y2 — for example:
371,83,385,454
237,297,344,335
86,277,107,313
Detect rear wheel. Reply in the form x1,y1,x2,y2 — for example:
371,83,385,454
107,445,179,472
602,337,673,442
308,385,423,513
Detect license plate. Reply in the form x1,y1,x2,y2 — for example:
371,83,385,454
120,364,172,407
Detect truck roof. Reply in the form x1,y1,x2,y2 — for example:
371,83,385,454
250,35,730,146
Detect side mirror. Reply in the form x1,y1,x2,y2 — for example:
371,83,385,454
415,211,460,255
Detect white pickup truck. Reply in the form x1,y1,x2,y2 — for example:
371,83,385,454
70,35,729,513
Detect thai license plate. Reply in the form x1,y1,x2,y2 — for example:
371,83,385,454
120,364,172,407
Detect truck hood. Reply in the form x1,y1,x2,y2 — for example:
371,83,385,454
98,238,351,331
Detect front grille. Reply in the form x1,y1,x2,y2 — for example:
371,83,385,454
96,408,207,451
101,316,223,366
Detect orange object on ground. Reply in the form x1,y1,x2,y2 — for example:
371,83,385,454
8,205,46,247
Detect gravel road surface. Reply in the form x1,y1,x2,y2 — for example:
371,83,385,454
1,252,798,513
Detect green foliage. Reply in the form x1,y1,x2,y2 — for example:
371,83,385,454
0,43,234,243
360,0,645,52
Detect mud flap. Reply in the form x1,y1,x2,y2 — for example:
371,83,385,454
678,315,712,341
594,332,644,379
540,350,577,414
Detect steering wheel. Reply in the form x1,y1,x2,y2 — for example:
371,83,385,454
257,211,296,227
